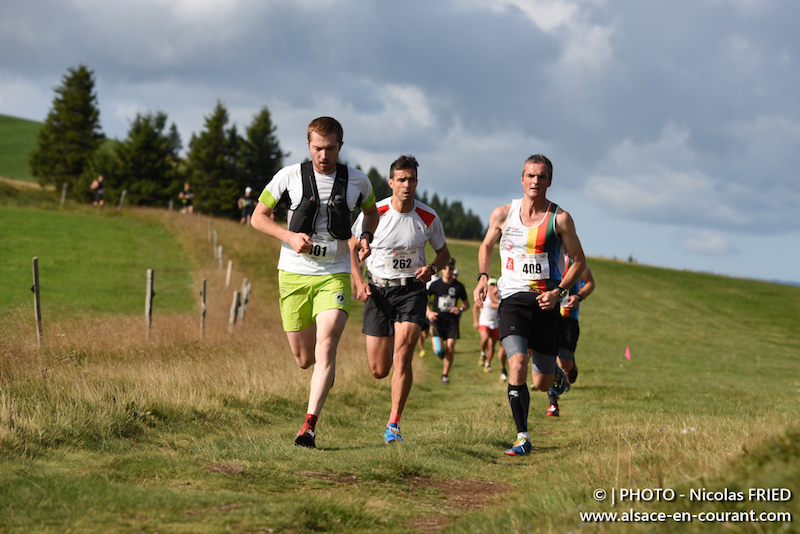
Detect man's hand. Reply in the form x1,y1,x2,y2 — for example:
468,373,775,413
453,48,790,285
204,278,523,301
414,264,434,283
357,237,372,261
355,280,372,303
288,232,313,254
536,288,561,310
473,281,488,308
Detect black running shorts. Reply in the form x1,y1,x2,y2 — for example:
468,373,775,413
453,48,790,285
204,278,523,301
363,281,427,337
499,292,561,357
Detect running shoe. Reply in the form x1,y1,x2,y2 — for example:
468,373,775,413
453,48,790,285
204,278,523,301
568,362,578,384
546,404,560,417
419,349,426,358
479,352,486,366
384,423,404,443
500,371,508,382
294,425,316,448
549,365,568,396
505,436,532,456
441,375,449,385
484,365,492,373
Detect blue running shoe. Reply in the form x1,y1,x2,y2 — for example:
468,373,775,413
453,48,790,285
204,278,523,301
549,365,568,396
505,436,531,456
384,423,404,443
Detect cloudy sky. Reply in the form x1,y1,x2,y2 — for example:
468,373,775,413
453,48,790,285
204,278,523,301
2,0,799,284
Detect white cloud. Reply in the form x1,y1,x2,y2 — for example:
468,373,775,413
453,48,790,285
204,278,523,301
455,0,578,33
683,231,737,255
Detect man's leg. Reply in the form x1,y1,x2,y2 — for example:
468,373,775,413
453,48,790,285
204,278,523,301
306,308,348,416
504,339,532,456
442,338,456,381
390,322,421,416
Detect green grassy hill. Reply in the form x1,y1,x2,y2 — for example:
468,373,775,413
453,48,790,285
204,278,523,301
0,114,41,182
0,189,798,533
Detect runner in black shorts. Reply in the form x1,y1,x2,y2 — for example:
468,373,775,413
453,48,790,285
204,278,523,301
547,260,595,416
351,155,449,443
474,154,586,456
427,258,470,384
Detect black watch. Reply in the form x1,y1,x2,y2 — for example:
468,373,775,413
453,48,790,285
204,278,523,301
557,286,569,299
428,263,437,274
361,231,374,243
477,272,489,282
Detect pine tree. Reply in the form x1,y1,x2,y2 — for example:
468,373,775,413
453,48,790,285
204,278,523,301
186,101,243,217
113,111,184,206
242,106,286,189
29,65,104,199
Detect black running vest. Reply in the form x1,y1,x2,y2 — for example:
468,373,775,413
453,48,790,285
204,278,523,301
285,161,354,240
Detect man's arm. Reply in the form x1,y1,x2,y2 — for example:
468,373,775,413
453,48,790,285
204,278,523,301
414,244,450,283
474,204,508,308
357,203,380,261
537,208,586,310
250,202,312,254
348,237,371,302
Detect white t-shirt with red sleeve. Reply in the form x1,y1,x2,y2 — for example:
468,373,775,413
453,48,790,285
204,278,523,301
351,198,446,281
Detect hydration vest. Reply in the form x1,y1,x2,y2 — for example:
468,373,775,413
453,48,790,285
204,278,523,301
286,161,353,240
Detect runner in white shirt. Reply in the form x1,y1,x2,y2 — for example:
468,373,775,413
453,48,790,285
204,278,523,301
350,155,450,443
472,278,508,380
251,117,379,449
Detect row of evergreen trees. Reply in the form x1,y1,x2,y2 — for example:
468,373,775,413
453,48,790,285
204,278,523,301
29,65,485,237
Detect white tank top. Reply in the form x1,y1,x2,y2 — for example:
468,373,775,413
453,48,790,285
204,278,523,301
497,198,564,300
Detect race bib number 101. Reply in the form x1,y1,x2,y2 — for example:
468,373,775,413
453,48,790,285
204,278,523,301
303,236,338,265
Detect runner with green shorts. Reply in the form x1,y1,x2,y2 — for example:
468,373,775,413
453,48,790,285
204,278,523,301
251,116,379,448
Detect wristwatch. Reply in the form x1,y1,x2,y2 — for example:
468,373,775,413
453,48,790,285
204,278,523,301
557,286,569,299
428,263,437,274
477,272,489,282
361,231,374,243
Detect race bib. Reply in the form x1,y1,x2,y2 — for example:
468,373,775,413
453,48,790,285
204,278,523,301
302,236,338,265
515,252,550,280
385,249,418,276
437,295,456,312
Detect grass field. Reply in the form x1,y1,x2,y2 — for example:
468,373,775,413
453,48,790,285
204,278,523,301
0,205,195,318
0,114,41,182
0,179,798,533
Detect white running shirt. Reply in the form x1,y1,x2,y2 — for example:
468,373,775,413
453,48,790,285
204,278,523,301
258,163,375,275
352,198,446,281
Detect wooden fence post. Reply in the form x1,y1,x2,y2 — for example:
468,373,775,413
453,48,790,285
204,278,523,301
145,269,154,341
168,199,173,212
60,183,67,207
218,246,223,270
226,260,233,287
32,257,43,348
238,278,250,323
213,230,218,257
228,290,241,334
208,221,212,243
118,189,127,210
199,278,207,340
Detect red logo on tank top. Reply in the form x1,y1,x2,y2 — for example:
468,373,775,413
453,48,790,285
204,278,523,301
506,258,514,270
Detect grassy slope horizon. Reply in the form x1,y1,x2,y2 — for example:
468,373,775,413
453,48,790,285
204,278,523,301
1,182,798,533
0,113,41,182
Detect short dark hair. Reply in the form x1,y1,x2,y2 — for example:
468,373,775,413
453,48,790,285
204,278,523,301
308,117,344,143
522,154,553,180
389,154,419,180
